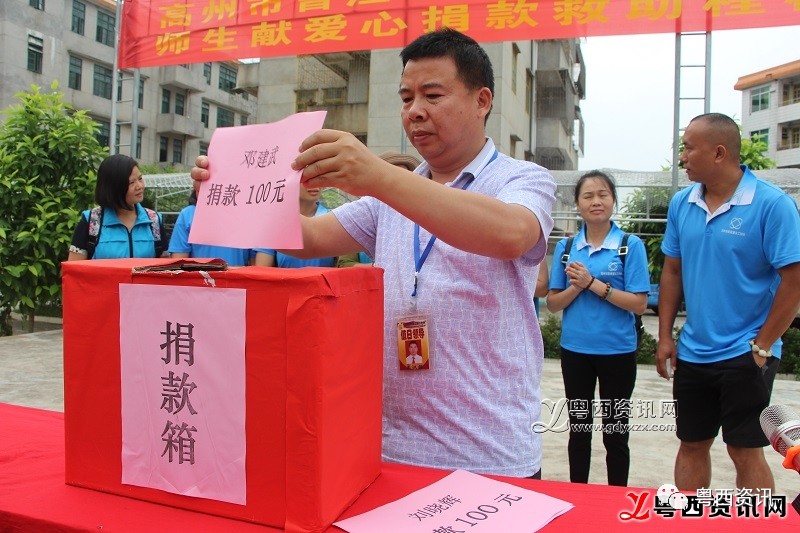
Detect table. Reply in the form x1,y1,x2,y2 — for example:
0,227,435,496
1,403,797,531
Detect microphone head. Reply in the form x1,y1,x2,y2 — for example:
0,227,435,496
760,404,800,457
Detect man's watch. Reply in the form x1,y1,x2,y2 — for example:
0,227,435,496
749,340,773,359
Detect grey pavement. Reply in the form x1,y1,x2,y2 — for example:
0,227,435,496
2,318,800,499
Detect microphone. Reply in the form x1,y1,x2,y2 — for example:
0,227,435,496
760,404,800,473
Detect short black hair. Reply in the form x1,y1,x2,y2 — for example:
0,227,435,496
574,170,617,204
401,28,494,118
94,154,139,211
689,112,741,156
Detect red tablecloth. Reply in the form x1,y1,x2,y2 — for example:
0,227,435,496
1,402,797,531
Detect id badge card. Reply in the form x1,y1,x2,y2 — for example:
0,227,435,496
396,314,431,370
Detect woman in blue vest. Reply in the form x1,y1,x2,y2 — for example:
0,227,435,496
68,154,165,260
546,170,650,486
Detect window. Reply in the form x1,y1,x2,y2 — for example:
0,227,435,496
96,10,115,47
525,69,533,114
750,86,770,112
95,120,110,148
218,64,237,93
30,0,45,10
296,89,317,112
538,152,565,170
175,93,185,116
323,87,345,104
27,34,44,74
135,128,143,159
115,124,121,151
783,83,800,105
216,107,234,127
201,100,209,128
138,79,145,109
781,126,800,150
511,43,520,95
71,1,85,35
68,55,82,90
203,63,212,85
159,136,168,162
116,72,123,101
172,139,183,164
240,114,248,126
199,142,209,156
161,88,171,113
93,64,113,99
750,129,769,148
537,86,566,117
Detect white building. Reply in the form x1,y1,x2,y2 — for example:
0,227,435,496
3,1,585,170
245,39,586,169
735,59,800,169
0,0,256,168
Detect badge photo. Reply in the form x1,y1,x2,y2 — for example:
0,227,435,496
396,316,431,370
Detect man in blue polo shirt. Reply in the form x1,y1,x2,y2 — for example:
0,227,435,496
656,112,800,491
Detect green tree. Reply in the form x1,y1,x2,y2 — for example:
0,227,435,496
0,83,107,335
619,188,671,282
741,133,776,170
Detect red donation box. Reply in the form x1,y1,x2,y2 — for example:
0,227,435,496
62,259,383,532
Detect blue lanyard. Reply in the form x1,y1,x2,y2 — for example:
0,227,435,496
411,150,498,298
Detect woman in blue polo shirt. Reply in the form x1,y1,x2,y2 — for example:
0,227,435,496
546,170,650,487
68,154,165,260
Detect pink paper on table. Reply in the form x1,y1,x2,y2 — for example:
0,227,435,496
334,469,573,533
189,110,327,249
119,284,247,504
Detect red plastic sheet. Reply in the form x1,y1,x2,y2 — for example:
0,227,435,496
2,403,799,532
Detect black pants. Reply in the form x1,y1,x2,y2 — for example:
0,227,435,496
560,348,637,486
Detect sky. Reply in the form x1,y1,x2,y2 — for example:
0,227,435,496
577,25,800,171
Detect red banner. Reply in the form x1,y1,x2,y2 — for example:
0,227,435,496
119,0,800,69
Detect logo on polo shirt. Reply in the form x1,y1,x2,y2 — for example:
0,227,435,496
721,217,746,237
602,260,623,276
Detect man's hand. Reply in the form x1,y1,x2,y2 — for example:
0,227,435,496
191,155,210,183
655,337,677,380
292,129,400,198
